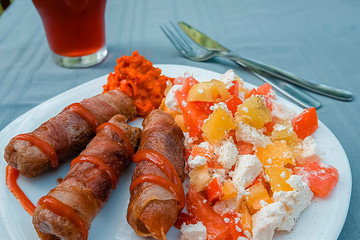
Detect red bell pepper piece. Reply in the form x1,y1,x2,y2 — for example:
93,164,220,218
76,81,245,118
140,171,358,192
227,79,240,97
205,177,223,204
291,107,318,140
187,185,232,240
225,95,243,116
175,77,211,138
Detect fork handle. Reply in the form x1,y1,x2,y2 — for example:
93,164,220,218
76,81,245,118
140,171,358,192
223,53,353,101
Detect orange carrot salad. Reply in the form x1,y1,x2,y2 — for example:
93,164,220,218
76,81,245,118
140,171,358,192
103,51,173,116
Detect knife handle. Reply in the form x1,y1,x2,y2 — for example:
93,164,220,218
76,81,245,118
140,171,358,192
234,60,322,109
228,54,352,101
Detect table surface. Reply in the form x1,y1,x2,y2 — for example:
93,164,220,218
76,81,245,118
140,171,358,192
0,0,359,239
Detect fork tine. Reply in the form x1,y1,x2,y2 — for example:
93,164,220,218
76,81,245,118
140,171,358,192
169,21,196,50
160,25,188,56
162,24,192,54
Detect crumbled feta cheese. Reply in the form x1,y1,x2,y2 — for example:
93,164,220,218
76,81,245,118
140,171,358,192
273,124,287,131
238,91,245,101
182,100,188,107
237,237,248,240
235,122,271,148
215,138,238,170
219,69,237,89
183,132,194,148
260,200,269,207
224,217,230,223
273,175,313,231
280,171,286,179
252,202,286,240
236,225,242,232
210,102,231,114
188,155,207,169
297,136,321,164
244,230,252,238
230,155,263,189
271,101,297,121
198,141,210,150
165,84,183,112
180,222,207,240
210,168,227,183
213,198,237,215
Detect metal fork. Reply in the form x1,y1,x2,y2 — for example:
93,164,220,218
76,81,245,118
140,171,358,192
161,22,325,109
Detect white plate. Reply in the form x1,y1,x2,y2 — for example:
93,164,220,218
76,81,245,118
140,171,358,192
0,65,351,240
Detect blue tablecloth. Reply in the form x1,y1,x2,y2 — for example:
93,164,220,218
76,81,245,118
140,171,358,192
0,0,359,239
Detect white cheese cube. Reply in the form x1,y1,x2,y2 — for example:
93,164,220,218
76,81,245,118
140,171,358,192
215,138,239,170
230,154,263,189
165,84,183,112
252,202,286,240
297,136,321,164
273,175,313,231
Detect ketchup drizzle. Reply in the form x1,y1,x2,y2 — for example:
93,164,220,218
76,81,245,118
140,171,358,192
5,165,36,216
71,156,117,189
130,149,185,211
14,134,58,168
96,122,134,157
65,103,101,132
38,196,88,240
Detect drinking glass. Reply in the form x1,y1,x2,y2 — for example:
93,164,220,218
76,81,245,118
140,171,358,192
32,0,107,68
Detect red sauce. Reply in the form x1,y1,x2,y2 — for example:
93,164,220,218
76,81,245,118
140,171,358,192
103,51,173,116
130,149,185,210
71,156,117,189
96,122,134,157
38,196,88,240
14,134,58,168
5,165,36,216
65,103,101,132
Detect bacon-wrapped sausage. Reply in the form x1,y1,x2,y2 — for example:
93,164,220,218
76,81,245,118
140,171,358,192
127,109,185,239
32,114,141,240
4,90,136,178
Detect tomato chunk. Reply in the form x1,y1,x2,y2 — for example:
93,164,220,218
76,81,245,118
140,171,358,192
174,212,197,229
291,107,318,140
225,95,243,116
235,141,255,155
176,94,209,138
221,211,247,239
190,146,221,169
205,177,223,204
227,79,240,97
187,185,232,240
294,161,339,197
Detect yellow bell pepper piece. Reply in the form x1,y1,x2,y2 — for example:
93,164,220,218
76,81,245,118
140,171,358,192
201,108,237,143
265,166,293,192
256,140,295,167
235,95,272,129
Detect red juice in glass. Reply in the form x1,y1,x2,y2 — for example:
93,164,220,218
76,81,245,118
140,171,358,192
32,0,107,68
